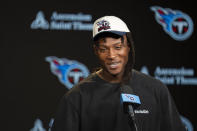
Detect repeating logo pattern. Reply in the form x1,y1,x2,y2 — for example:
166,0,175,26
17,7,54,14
180,115,193,131
151,6,194,41
46,56,89,89
31,11,93,31
31,11,50,29
140,66,197,86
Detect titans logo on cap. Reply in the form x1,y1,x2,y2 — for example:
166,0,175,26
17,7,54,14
96,20,111,32
151,6,194,41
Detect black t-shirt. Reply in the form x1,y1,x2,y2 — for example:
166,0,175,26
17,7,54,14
51,70,186,131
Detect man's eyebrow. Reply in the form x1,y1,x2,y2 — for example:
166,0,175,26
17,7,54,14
99,41,122,47
112,42,122,45
98,44,107,47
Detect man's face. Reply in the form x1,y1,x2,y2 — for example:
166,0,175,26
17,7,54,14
94,35,130,76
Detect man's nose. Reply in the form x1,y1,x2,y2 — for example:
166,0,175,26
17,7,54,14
107,49,116,59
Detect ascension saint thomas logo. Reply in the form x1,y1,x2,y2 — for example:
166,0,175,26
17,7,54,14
31,11,49,29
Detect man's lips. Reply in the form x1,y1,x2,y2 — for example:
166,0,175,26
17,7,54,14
106,61,121,69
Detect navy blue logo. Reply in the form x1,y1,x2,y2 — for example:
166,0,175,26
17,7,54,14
151,6,194,41
46,56,89,89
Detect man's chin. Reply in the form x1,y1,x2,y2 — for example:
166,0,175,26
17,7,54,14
108,70,121,76
102,67,122,77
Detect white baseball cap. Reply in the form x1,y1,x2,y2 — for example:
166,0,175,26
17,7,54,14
93,16,130,40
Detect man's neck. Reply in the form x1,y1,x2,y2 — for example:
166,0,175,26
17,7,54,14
96,69,123,83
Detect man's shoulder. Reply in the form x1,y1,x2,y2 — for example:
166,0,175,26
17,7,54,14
67,73,98,93
132,69,166,88
76,72,98,87
63,73,97,100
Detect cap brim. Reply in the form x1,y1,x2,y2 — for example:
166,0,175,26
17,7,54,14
110,31,127,36
93,31,127,41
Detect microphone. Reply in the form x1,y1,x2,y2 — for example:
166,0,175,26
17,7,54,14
120,84,141,131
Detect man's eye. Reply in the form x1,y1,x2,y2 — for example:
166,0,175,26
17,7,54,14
115,46,122,50
99,48,106,52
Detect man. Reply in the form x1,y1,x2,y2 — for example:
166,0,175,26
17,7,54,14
51,16,186,131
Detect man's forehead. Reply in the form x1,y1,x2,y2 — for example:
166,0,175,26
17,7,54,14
98,37,120,43
98,35,126,44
